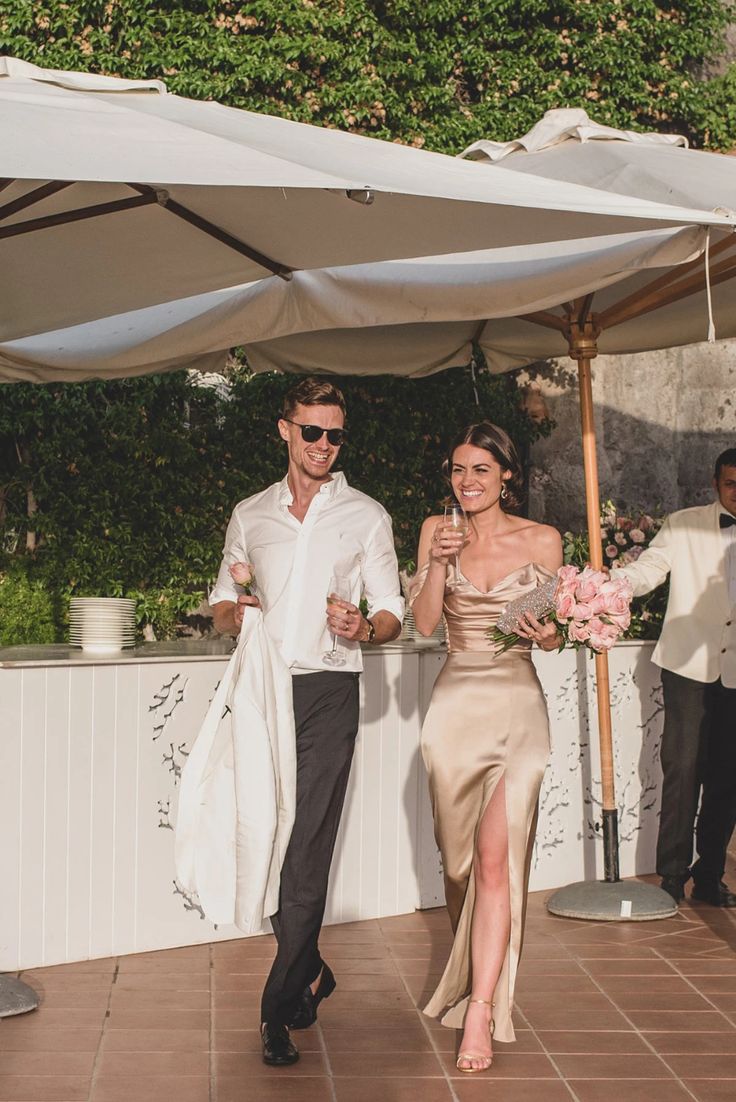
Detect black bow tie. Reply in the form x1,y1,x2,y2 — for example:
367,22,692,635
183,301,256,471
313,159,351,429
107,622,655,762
720,513,736,529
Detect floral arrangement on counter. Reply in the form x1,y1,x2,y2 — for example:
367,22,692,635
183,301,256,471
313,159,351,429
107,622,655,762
563,501,668,640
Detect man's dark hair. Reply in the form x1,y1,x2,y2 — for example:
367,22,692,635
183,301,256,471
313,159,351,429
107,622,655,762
282,377,347,420
714,448,736,479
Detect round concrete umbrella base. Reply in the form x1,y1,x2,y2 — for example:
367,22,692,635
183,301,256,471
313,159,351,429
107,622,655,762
0,975,40,1017
547,879,678,922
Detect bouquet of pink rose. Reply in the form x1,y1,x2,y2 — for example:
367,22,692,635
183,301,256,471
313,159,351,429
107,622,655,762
490,564,633,655
564,500,667,640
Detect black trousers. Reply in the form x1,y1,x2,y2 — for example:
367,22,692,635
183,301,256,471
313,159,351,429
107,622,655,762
657,669,736,882
260,670,360,1025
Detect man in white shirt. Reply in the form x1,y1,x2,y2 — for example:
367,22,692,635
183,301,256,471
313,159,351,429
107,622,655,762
616,448,736,908
210,377,403,1066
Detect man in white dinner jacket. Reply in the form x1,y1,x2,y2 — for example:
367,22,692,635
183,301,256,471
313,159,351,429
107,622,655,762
616,448,736,907
209,377,403,1067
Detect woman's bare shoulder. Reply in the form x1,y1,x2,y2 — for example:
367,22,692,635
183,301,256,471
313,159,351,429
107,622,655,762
509,518,562,556
531,521,562,547
507,516,560,539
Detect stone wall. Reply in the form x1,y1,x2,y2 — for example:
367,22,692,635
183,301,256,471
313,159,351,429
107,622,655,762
522,338,736,532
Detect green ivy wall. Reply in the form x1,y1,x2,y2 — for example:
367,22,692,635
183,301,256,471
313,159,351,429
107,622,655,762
1,2,734,639
0,366,550,639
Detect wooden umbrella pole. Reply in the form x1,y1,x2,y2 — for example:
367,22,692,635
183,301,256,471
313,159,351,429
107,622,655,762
569,316,620,883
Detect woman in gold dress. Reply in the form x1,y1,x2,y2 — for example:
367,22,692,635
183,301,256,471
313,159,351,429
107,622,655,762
411,422,563,1073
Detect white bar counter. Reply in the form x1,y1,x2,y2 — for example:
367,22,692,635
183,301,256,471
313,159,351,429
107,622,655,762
0,639,663,970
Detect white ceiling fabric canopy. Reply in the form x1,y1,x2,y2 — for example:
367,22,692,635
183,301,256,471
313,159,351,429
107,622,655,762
214,109,736,376
0,224,709,382
4,61,731,349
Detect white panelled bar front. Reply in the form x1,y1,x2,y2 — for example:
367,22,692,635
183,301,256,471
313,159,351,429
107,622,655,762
0,641,664,970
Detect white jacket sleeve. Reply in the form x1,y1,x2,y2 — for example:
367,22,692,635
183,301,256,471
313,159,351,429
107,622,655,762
615,516,674,597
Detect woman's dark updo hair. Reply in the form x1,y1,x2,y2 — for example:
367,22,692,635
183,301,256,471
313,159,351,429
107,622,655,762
443,422,524,512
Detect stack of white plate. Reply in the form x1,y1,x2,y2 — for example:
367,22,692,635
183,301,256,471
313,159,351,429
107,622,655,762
69,597,136,654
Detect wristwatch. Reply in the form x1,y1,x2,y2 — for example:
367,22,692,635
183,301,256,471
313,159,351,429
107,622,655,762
364,617,376,644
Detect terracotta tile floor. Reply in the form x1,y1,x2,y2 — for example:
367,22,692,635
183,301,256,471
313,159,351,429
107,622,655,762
3,873,736,1102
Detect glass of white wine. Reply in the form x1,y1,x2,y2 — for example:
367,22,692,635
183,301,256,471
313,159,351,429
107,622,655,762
444,502,468,584
323,574,351,667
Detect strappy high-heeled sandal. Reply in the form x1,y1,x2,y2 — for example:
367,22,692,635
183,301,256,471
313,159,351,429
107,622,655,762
456,998,495,1073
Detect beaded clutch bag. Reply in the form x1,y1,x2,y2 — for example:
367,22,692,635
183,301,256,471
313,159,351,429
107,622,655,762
495,578,558,635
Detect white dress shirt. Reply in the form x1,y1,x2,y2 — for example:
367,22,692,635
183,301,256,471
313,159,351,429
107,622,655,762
721,509,736,606
210,471,404,673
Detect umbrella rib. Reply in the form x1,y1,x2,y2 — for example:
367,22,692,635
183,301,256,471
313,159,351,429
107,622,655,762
577,293,595,327
128,184,294,280
0,193,161,240
600,253,736,329
597,233,736,328
0,180,75,222
519,310,567,332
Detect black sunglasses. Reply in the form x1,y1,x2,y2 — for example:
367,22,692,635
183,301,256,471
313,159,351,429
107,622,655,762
282,418,347,446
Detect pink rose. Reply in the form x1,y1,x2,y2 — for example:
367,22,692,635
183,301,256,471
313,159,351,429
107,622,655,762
555,592,576,622
605,544,619,559
554,566,580,605
596,581,631,619
557,565,579,587
229,561,254,587
613,574,633,601
629,528,645,544
574,567,599,603
573,602,593,621
588,593,609,615
581,566,608,589
606,610,631,631
557,580,578,605
567,619,591,643
614,531,627,546
588,617,620,652
639,515,654,533
617,517,633,533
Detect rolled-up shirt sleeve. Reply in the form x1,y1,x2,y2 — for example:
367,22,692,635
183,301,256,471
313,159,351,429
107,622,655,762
209,509,248,607
362,511,405,623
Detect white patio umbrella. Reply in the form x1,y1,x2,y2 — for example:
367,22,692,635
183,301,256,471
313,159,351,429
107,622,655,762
2,58,726,344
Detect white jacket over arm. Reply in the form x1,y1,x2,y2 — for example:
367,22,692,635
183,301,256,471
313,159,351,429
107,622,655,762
175,606,296,933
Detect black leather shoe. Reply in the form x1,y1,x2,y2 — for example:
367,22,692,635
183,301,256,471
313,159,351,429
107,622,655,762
660,876,685,903
288,963,336,1030
261,1022,299,1066
691,879,736,907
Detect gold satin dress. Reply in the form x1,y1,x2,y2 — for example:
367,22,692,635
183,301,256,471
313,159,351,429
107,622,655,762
412,560,553,1043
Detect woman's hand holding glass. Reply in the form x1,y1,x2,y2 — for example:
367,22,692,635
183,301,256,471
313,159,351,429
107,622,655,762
429,519,468,573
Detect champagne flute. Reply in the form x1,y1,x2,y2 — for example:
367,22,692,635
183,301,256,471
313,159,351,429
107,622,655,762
444,502,468,584
323,574,351,667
